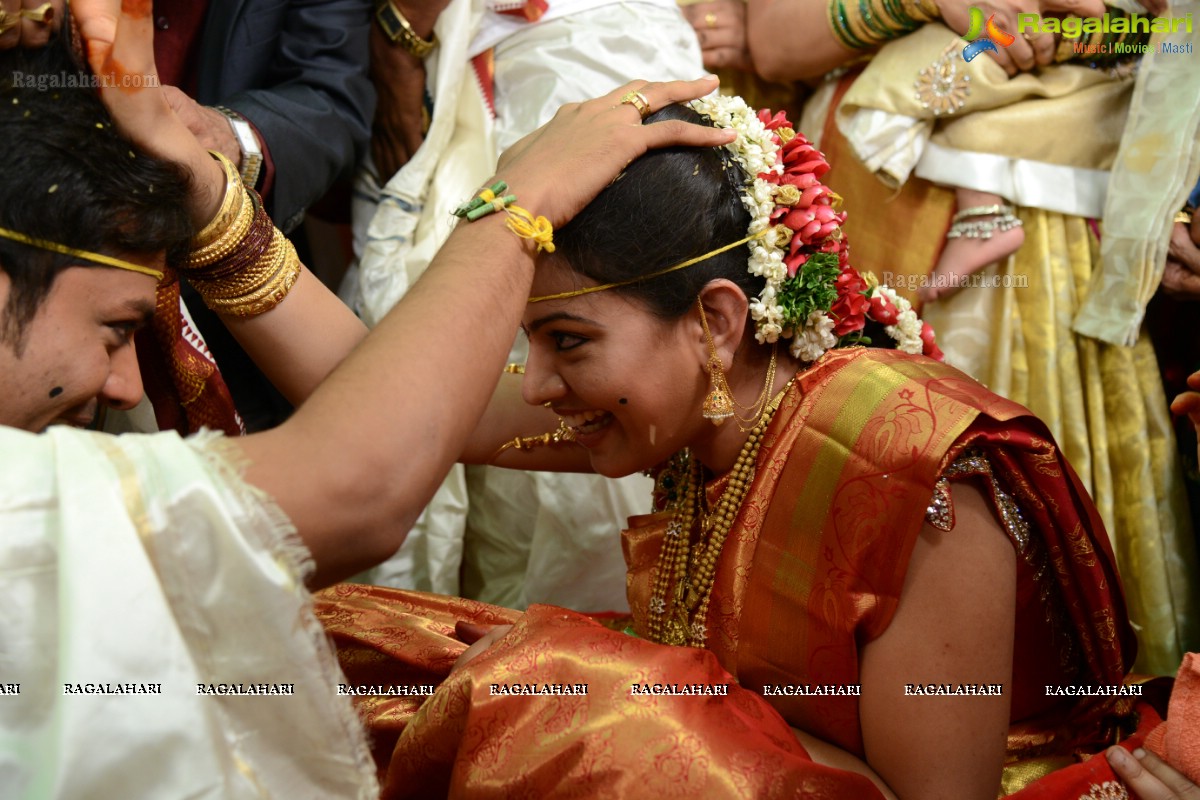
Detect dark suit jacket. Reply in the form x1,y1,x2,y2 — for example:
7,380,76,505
194,0,376,232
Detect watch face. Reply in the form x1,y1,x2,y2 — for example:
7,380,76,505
230,119,262,157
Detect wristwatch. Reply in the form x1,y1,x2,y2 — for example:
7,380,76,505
215,106,264,189
375,0,437,58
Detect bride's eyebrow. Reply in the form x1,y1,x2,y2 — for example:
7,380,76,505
526,311,601,334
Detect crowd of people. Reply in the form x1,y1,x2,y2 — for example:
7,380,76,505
1,0,1199,797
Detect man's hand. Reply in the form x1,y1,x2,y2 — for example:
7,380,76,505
0,0,64,50
493,76,733,229
369,23,428,183
368,0,454,181
161,86,243,168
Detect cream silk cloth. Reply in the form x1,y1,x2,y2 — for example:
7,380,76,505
347,0,702,610
836,24,1131,217
805,30,1200,674
1075,0,1200,345
0,427,376,798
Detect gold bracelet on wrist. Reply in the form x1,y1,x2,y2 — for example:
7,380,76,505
375,0,436,58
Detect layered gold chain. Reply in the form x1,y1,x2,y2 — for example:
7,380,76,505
647,379,792,647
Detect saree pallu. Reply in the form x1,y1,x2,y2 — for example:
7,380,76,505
806,64,1200,677
624,348,1136,771
918,209,1200,677
314,588,883,798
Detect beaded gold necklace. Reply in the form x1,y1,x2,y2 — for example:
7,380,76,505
646,379,793,647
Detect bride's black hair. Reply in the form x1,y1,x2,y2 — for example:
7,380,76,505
553,103,765,319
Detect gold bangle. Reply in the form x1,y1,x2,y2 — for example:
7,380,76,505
200,238,301,317
375,0,436,58
187,188,256,269
192,229,285,300
1175,210,1194,226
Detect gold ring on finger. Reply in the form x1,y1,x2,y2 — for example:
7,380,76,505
0,10,18,33
704,12,717,28
620,90,651,121
20,2,53,23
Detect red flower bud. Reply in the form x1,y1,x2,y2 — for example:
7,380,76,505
921,321,944,361
869,292,899,325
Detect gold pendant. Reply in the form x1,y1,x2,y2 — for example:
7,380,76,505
663,617,688,646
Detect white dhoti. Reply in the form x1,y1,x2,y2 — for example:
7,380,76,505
0,427,375,798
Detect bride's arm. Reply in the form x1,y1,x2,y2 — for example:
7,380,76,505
858,480,1016,800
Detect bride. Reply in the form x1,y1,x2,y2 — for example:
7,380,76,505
329,98,1147,799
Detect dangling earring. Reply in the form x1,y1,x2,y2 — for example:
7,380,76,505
698,300,734,425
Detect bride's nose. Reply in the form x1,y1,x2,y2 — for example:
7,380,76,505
521,351,568,408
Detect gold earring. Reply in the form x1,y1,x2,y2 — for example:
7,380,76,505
703,355,735,425
698,300,734,425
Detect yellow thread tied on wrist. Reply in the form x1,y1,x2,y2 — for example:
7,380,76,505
453,181,554,253
504,204,555,254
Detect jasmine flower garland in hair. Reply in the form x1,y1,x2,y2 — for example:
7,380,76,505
689,93,943,362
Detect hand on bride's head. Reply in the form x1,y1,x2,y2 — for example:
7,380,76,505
492,77,734,233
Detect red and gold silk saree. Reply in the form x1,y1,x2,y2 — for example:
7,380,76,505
317,347,1144,797
625,347,1140,790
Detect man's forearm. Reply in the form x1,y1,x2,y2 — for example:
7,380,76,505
237,212,536,586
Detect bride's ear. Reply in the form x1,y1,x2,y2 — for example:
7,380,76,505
693,280,751,366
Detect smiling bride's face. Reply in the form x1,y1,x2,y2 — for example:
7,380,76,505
519,263,714,478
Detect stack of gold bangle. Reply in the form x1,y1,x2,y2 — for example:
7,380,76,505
184,152,301,318
828,0,939,50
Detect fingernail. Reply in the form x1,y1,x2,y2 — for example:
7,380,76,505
1133,748,1147,759
703,73,719,81
1107,747,1130,767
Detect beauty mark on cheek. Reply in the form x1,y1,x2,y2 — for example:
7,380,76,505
49,386,63,399
619,398,628,405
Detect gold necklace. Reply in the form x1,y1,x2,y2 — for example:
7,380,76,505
647,378,793,647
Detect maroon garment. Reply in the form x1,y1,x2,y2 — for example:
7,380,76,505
152,0,210,95
151,0,276,195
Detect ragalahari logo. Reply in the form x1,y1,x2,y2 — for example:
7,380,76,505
962,7,1016,62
